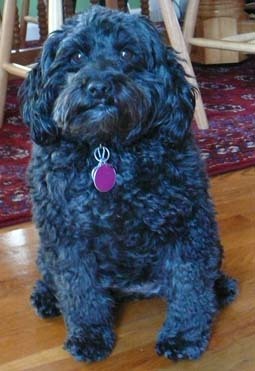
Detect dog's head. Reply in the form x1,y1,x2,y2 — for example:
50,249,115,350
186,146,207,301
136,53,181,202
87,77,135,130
20,6,195,146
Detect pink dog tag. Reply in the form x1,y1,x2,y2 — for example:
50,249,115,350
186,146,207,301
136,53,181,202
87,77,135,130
93,163,116,192
91,145,116,192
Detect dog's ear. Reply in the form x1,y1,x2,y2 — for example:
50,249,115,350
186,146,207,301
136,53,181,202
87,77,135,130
19,30,65,145
136,17,195,144
161,47,196,144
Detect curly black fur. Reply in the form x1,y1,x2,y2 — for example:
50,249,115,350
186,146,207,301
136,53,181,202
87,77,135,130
20,6,237,363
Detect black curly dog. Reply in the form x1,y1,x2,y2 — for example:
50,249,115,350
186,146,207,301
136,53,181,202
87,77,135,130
20,6,237,362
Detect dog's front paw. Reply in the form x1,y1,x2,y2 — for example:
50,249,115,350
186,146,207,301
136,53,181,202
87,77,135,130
65,325,116,362
156,332,209,361
31,280,60,318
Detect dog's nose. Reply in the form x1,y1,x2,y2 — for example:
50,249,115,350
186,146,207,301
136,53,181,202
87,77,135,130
87,81,111,100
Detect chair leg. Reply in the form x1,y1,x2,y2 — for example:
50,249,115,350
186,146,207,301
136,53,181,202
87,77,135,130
20,0,30,48
0,0,17,128
183,0,200,53
182,0,209,130
0,70,9,128
47,0,63,33
158,0,208,129
194,93,209,130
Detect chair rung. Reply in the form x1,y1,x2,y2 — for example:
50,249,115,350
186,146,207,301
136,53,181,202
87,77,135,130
3,62,31,78
24,15,38,24
190,37,255,53
222,32,255,42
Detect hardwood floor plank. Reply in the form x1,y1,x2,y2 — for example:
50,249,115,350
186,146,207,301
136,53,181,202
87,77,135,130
0,167,254,370
0,347,69,371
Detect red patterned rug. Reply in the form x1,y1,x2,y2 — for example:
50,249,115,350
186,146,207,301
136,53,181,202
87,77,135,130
0,57,255,227
0,82,32,228
193,57,255,175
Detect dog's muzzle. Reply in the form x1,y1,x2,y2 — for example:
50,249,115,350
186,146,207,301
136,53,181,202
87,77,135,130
53,65,149,141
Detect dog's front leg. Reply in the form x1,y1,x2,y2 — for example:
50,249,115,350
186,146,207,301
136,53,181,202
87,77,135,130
55,260,115,362
156,262,217,361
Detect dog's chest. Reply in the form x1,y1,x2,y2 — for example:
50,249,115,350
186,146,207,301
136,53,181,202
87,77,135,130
31,143,192,244
31,142,196,284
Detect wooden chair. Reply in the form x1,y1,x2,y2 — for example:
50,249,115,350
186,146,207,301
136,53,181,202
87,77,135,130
19,0,48,48
158,0,255,128
0,0,47,127
0,0,76,128
188,0,255,58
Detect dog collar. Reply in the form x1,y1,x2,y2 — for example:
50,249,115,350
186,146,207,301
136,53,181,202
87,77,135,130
91,145,116,192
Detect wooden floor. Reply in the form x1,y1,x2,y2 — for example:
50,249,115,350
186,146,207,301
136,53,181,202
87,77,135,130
0,168,254,371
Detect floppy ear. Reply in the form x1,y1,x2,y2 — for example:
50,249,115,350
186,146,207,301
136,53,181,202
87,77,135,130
161,47,196,144
19,30,65,145
136,17,195,144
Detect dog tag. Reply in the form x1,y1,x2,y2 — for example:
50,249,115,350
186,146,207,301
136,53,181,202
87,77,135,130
93,163,116,192
92,145,116,192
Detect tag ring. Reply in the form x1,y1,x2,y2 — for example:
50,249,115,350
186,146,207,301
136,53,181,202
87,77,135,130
94,145,110,163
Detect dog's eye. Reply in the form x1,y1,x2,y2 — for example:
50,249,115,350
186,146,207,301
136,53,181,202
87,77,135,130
71,52,84,64
120,49,133,61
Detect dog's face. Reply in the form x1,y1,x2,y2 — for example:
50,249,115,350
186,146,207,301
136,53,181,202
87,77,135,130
20,6,195,146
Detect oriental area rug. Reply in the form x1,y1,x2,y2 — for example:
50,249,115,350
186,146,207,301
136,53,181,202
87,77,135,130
0,57,255,227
